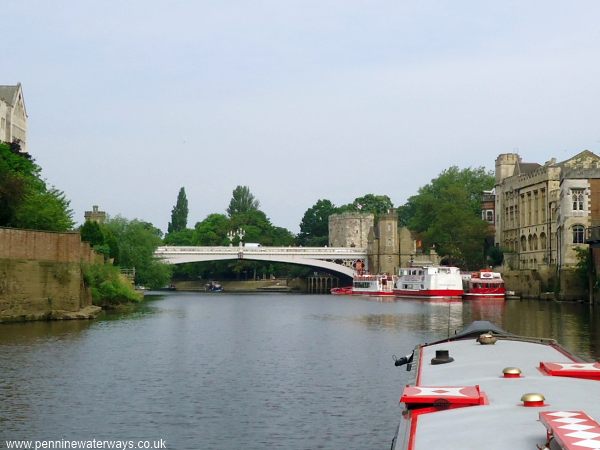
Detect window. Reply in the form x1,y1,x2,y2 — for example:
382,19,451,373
573,225,585,244
486,210,494,223
572,189,585,211
521,236,527,251
540,232,547,250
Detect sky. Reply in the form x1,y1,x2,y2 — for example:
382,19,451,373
4,1,600,234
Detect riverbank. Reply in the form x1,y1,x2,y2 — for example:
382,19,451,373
172,278,307,293
0,228,103,323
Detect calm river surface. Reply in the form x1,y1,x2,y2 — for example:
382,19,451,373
1,293,600,449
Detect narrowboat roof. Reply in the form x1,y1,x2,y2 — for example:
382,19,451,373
393,321,600,449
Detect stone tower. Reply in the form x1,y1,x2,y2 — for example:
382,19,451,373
367,210,399,275
84,205,107,224
495,153,521,184
328,212,373,248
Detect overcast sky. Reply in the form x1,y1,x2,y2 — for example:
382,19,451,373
4,1,600,233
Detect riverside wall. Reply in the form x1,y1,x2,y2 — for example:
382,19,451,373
502,267,587,301
0,227,101,322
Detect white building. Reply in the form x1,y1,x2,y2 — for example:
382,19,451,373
0,83,28,153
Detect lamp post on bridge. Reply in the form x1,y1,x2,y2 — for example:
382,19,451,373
227,228,245,247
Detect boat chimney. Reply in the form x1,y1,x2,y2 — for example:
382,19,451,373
431,349,454,365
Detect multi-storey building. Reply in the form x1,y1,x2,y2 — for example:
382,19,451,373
0,83,27,152
495,150,600,270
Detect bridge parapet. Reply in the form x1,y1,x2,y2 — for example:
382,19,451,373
154,246,367,277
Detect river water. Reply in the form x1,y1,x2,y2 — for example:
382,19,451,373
1,293,600,450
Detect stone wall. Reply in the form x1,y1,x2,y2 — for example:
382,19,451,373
0,227,101,322
328,212,373,248
501,266,585,300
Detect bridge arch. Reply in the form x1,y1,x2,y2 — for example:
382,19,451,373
154,246,367,278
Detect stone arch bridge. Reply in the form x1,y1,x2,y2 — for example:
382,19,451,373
154,246,367,277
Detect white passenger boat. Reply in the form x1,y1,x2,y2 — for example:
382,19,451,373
394,266,463,299
331,274,396,296
391,321,600,450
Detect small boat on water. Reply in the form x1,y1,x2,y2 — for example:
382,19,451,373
205,281,223,292
463,269,506,299
391,321,600,450
331,273,397,296
393,265,463,299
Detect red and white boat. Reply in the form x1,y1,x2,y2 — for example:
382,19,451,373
463,269,506,299
331,273,397,296
391,321,600,450
393,266,463,299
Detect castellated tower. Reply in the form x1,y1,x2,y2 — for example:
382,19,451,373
495,153,521,184
328,212,373,248
368,210,399,275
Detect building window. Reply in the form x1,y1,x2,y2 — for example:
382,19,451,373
485,210,494,223
573,224,585,244
540,232,547,250
572,189,585,211
521,235,527,251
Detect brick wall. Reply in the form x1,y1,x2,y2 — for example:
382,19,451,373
0,227,99,322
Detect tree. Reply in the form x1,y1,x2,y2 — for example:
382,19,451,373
0,142,74,231
13,187,74,231
400,167,495,269
297,199,337,246
167,187,188,233
352,194,394,217
80,220,105,247
227,185,260,217
104,216,172,288
194,213,231,246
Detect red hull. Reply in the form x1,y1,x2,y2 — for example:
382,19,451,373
463,287,506,299
393,289,464,299
463,293,505,299
353,290,395,296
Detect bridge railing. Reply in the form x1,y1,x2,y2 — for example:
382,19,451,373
155,246,367,256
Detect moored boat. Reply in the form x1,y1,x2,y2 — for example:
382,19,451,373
205,281,223,292
463,269,506,299
330,273,397,296
393,265,463,299
391,321,600,450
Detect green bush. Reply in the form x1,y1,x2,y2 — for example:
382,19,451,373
82,263,141,305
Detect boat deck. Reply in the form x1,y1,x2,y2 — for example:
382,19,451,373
394,337,600,449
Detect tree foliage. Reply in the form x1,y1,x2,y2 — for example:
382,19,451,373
82,263,141,305
103,216,172,289
227,185,260,217
0,142,74,231
297,199,336,246
167,187,188,233
399,167,494,269
350,194,394,217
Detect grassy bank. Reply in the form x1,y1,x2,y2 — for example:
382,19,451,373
82,263,142,307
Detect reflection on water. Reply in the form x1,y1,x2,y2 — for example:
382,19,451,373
0,294,599,450
460,298,600,360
